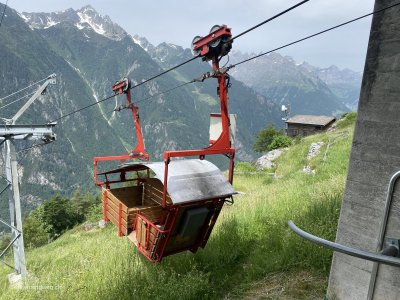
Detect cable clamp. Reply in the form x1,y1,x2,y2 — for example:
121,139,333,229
194,67,230,82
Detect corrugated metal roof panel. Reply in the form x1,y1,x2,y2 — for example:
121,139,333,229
100,159,236,204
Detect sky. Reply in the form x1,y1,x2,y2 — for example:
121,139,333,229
7,0,375,71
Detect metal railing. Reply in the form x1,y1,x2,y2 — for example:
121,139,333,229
288,170,400,299
288,221,400,267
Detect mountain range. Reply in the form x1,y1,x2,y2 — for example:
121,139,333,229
0,4,361,218
229,51,362,114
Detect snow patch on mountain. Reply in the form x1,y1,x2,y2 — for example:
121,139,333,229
21,5,127,41
44,19,60,29
132,34,155,52
77,11,106,35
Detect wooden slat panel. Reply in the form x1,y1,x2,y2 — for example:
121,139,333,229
106,192,128,213
107,198,128,219
127,204,156,213
107,205,135,227
144,178,172,205
106,185,144,212
136,218,161,251
140,206,163,223
107,191,128,212
109,185,143,208
104,185,168,237
106,211,128,235
106,205,128,228
138,220,146,246
106,199,137,225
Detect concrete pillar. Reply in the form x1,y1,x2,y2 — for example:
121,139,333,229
327,1,400,299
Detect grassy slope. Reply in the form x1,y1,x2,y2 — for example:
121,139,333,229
0,117,355,300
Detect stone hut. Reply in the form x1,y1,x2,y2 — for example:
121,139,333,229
285,114,336,137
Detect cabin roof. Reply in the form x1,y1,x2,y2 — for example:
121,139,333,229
100,159,236,204
285,115,336,126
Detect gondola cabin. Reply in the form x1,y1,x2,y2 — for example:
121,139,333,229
98,159,235,262
94,25,236,262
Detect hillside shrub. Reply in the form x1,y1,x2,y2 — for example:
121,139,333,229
23,191,100,247
253,125,292,152
0,234,11,250
85,203,103,223
268,134,292,150
235,162,257,173
41,195,82,238
70,190,101,221
253,125,280,153
23,206,50,248
337,112,357,129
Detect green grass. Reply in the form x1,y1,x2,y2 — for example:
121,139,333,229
0,120,354,300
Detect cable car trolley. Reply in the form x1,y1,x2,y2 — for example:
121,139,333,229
94,25,236,262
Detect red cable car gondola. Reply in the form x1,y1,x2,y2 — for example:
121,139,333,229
94,25,236,262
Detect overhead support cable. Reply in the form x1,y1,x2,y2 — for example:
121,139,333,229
0,77,48,103
136,81,194,105
42,0,310,123
0,91,36,111
49,93,117,123
231,0,310,41
49,56,200,123
229,2,400,68
48,1,400,124
45,0,309,123
128,55,200,91
77,80,196,127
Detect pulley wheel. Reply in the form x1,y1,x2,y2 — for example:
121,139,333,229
191,36,202,56
209,25,221,48
122,77,130,92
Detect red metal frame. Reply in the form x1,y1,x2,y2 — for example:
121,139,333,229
135,213,171,263
193,25,232,59
102,189,108,222
199,199,224,248
135,199,223,262
162,55,236,207
118,203,123,237
147,27,236,261
94,78,149,187
94,26,236,264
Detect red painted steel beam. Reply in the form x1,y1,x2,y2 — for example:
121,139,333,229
193,25,232,55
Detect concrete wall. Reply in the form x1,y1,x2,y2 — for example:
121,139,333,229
327,1,400,299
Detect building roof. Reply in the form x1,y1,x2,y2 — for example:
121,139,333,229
99,159,236,204
285,115,336,126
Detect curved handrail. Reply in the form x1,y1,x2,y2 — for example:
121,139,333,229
368,170,400,300
288,220,400,268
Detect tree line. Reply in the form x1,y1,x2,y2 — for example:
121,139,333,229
22,190,101,248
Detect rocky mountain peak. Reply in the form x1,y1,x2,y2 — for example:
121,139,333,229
21,6,127,41
132,34,155,52
317,65,362,86
152,42,185,62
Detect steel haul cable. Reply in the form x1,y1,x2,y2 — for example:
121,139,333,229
49,60,199,123
47,2,400,124
0,76,48,103
0,91,36,111
116,2,400,109
47,1,310,123
76,80,195,128
229,2,400,68
231,0,310,41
